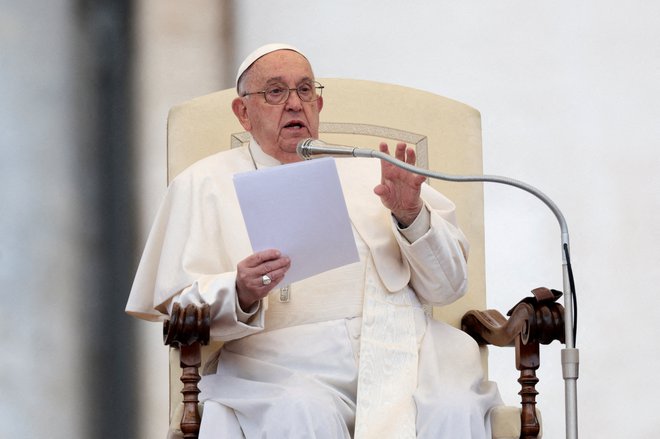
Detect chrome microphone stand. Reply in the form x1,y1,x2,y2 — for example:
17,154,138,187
300,142,580,439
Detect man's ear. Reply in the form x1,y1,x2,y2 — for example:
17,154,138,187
232,97,252,131
317,95,324,113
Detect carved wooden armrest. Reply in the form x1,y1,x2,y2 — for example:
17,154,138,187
461,287,565,439
163,303,211,439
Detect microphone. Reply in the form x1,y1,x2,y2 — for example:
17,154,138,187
296,138,377,160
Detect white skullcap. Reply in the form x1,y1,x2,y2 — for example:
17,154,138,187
235,43,306,90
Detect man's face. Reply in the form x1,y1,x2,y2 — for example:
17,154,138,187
232,50,323,163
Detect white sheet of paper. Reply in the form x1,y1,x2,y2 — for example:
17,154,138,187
233,157,359,286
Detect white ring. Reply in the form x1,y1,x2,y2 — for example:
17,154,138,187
261,274,272,286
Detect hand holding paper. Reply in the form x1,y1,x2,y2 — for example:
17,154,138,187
233,158,359,288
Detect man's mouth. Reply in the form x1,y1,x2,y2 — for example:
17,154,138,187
283,121,306,130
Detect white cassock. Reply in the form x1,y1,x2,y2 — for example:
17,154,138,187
126,139,502,438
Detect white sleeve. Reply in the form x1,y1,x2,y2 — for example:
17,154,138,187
392,185,470,306
167,273,266,341
126,165,266,342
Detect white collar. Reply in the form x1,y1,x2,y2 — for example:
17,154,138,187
248,137,281,169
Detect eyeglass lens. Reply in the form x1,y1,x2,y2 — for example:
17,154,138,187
264,82,321,104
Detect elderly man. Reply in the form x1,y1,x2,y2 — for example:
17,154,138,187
127,43,501,438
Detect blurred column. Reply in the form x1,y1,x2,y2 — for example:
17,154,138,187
132,1,236,438
74,1,138,438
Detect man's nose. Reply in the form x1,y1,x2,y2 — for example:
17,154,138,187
284,88,303,110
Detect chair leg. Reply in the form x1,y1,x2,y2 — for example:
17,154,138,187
461,288,564,439
179,343,202,439
516,338,541,439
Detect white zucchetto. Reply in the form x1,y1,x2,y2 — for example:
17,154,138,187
235,43,306,89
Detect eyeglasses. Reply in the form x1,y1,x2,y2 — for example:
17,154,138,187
242,81,324,105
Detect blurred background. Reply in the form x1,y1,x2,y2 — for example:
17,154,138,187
3,1,659,437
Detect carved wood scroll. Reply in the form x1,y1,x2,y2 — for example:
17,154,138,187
163,303,211,439
461,287,565,439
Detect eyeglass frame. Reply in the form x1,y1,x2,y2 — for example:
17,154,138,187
241,80,324,105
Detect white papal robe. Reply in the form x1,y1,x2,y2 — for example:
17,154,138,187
126,140,502,438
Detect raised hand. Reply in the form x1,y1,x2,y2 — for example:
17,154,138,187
373,142,426,227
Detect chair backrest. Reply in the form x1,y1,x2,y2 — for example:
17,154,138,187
167,78,486,322
166,78,487,418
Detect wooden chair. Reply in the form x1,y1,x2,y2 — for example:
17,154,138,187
161,78,565,439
